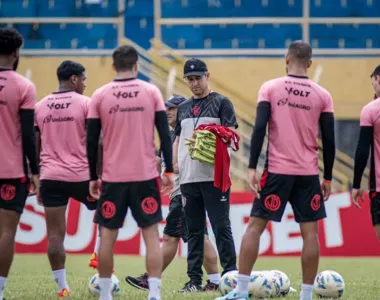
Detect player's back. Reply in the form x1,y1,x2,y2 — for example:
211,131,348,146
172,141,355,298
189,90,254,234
35,91,89,182
90,78,165,182
260,75,333,175
0,70,36,179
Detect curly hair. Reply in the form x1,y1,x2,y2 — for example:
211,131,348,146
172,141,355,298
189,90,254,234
0,27,23,55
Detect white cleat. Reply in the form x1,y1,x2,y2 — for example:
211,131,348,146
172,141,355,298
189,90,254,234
289,286,297,293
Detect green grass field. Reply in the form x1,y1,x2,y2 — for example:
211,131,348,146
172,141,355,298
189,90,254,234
3,255,380,299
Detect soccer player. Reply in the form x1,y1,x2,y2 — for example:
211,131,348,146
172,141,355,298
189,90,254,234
173,58,238,292
0,28,40,300
216,41,336,300
86,45,174,300
352,65,380,241
125,95,220,292
34,60,99,298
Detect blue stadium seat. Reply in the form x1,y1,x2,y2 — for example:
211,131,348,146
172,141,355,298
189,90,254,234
161,0,302,18
0,23,117,49
125,17,154,49
161,24,302,49
0,0,35,17
310,0,380,17
126,0,154,17
310,24,380,48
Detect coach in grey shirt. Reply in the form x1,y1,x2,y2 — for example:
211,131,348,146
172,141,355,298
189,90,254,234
173,58,238,292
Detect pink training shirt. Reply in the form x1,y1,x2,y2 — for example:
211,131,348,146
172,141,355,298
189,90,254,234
87,78,166,182
360,97,380,191
258,75,333,175
35,91,90,182
0,69,36,179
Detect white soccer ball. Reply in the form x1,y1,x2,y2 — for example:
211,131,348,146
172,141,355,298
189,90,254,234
219,270,239,296
249,271,273,299
88,273,121,296
267,270,291,296
314,270,345,298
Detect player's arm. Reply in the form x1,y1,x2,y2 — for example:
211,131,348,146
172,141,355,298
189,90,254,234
87,119,101,181
319,112,336,182
35,126,41,165
248,101,271,170
20,84,39,175
353,106,373,189
155,111,173,173
220,97,239,129
353,126,373,188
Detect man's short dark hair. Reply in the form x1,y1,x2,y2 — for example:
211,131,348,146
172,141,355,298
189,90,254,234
112,45,138,72
0,27,23,56
287,40,312,65
57,60,85,82
370,65,380,78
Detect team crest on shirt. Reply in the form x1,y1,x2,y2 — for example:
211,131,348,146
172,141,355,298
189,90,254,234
192,106,201,116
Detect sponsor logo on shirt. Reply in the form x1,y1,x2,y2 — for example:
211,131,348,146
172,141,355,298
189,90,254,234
108,104,144,114
47,102,72,110
285,87,311,97
113,91,140,99
277,98,311,111
43,115,74,124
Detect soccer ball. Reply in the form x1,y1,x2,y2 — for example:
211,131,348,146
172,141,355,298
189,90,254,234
88,273,121,296
314,270,345,298
219,270,239,295
249,271,273,299
267,270,291,296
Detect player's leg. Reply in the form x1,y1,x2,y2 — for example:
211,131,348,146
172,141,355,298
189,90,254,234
125,194,182,290
94,182,128,300
219,173,293,300
290,175,326,300
180,183,206,292
203,233,220,291
40,180,71,297
129,178,164,300
67,181,99,269
201,182,236,276
369,192,380,241
0,179,29,300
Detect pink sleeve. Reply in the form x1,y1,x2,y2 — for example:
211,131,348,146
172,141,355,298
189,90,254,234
257,82,270,104
360,105,373,126
87,89,101,119
322,92,334,113
83,97,90,116
153,85,166,112
20,83,36,110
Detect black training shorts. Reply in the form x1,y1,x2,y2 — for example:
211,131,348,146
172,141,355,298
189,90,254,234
251,172,326,223
40,180,97,210
0,177,29,214
95,178,163,229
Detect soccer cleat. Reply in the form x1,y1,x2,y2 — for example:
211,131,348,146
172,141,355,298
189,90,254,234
203,280,219,292
214,290,249,300
125,273,149,291
89,252,98,269
289,286,297,293
58,288,70,298
178,281,203,293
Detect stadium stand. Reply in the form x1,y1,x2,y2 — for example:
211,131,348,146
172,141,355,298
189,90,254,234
2,0,378,191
